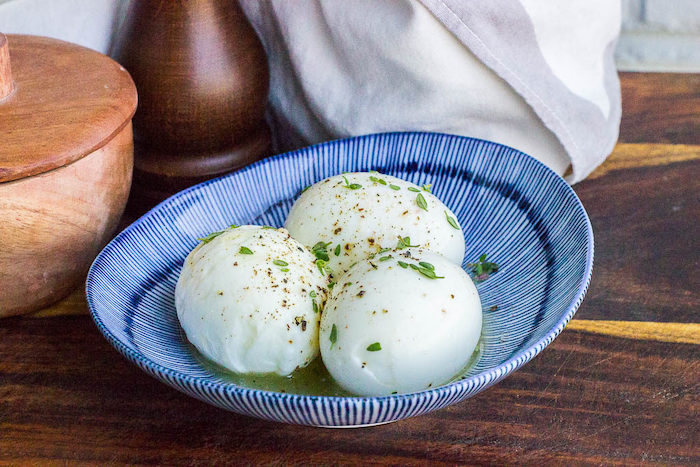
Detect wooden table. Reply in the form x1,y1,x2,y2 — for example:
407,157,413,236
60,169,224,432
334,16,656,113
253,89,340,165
1,73,698,465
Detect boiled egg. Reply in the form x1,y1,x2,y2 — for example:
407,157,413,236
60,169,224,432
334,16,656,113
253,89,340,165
319,249,481,396
175,225,328,376
284,172,465,279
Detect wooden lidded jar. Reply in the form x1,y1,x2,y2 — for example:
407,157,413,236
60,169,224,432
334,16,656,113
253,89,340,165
0,33,138,317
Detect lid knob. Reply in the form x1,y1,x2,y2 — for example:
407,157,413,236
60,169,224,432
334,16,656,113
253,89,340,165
0,33,13,100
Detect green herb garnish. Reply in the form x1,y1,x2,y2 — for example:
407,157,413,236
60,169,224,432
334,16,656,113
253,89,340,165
273,259,288,267
328,281,336,289
405,261,444,279
197,224,238,244
445,211,459,230
311,241,331,251
239,246,254,255
416,267,444,279
316,259,330,276
422,184,432,193
309,290,317,298
312,241,331,250
366,342,382,352
334,244,341,256
315,251,329,262
416,193,428,211
396,236,419,250
344,282,353,287
369,175,387,185
329,324,338,348
379,255,392,262
407,187,421,193
467,254,499,282
342,175,362,190
198,231,225,244
311,241,332,261
389,184,401,191
397,261,408,269
313,300,318,313
280,268,289,272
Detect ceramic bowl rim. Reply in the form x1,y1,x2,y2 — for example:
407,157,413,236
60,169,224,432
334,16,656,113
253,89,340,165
86,131,594,405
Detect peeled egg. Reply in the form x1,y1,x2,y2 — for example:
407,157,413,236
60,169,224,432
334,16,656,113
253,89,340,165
319,249,482,396
175,225,328,376
284,172,465,279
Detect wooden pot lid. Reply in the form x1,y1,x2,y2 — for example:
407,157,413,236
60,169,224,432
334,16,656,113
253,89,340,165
0,34,137,183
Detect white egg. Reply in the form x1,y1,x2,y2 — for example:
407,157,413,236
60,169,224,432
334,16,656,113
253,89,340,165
319,249,482,396
175,225,328,376
284,172,465,279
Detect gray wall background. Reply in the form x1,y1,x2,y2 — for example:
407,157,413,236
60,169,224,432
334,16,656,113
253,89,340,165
618,0,700,72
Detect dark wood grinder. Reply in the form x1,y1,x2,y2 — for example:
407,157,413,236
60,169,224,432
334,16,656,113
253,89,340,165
112,0,271,212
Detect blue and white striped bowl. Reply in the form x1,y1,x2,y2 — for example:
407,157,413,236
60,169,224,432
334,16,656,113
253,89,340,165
87,132,593,427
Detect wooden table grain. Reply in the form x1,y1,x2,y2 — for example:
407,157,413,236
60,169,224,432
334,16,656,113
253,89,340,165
1,72,698,465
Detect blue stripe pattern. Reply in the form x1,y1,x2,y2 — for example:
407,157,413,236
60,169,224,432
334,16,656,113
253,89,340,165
87,131,594,427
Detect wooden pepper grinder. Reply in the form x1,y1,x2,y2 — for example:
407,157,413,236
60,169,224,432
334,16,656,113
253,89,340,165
112,0,270,212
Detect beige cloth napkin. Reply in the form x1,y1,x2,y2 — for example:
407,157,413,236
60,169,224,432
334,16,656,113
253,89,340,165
241,0,621,182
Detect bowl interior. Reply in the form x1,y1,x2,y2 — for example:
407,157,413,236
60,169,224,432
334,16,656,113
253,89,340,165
87,132,592,422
